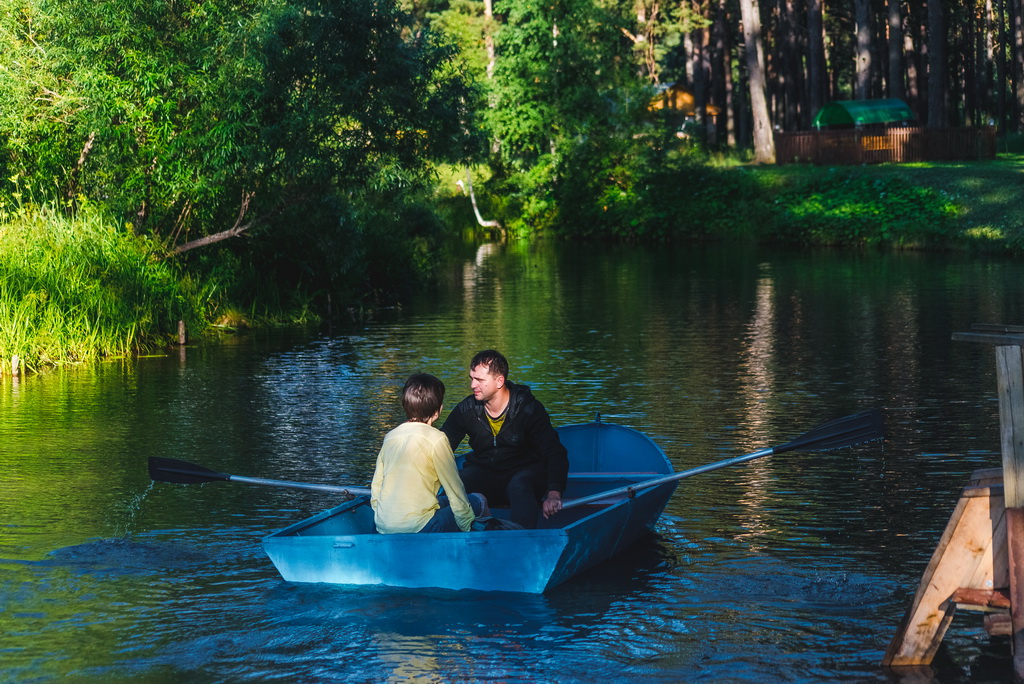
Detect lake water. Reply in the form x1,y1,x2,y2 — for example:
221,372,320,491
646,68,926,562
2,242,1022,682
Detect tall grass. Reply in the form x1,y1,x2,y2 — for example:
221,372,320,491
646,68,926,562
0,205,210,374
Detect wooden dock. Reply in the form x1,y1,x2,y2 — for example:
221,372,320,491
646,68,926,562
883,324,1024,678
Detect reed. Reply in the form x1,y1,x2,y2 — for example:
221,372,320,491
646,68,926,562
0,205,208,374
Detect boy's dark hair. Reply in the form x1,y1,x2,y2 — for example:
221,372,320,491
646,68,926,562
402,373,446,422
470,349,509,380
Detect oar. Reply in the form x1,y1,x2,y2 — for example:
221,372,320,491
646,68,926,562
562,408,884,511
148,456,371,497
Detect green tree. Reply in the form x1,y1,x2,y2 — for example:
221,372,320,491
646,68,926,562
0,0,478,303
486,0,647,232
0,0,79,201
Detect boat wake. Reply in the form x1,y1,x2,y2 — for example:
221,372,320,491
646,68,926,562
41,537,214,575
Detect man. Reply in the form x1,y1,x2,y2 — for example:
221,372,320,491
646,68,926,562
440,350,569,529
371,373,487,534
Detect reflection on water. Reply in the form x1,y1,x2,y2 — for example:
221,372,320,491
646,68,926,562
1,243,1022,681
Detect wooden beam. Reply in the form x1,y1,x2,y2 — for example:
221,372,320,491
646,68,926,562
882,472,1006,666
985,613,1013,636
1007,508,1024,679
952,332,1024,347
996,346,1024,508
951,587,1011,610
992,342,1024,677
972,323,1024,334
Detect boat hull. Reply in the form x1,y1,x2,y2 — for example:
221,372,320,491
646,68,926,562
262,421,677,592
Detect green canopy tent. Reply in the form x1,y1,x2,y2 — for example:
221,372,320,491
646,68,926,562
812,98,917,129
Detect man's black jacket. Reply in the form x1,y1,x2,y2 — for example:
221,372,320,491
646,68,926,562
439,381,569,494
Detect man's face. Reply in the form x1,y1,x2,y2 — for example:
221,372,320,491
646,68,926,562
470,364,503,403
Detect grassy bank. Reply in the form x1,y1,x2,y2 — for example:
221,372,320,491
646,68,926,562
736,153,1024,250
6,155,1021,375
0,206,209,375
453,148,1024,249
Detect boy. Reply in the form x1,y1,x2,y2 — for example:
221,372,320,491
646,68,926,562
371,373,487,533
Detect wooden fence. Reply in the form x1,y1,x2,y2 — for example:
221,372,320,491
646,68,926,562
774,126,996,165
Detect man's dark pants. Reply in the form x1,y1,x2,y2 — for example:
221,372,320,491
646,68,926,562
459,461,546,529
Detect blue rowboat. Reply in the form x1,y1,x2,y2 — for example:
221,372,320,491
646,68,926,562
261,420,677,593
151,411,881,592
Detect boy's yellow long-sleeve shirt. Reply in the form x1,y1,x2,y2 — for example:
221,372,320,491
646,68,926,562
370,421,475,534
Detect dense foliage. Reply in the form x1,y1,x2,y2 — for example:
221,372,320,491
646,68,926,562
1,0,1020,372
0,204,207,373
770,173,961,247
3,0,1014,253
1,0,476,302
419,0,1014,233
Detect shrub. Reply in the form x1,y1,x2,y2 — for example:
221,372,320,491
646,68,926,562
0,205,208,373
767,171,961,247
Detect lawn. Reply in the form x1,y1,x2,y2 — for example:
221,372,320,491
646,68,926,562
860,155,1024,246
742,154,1024,250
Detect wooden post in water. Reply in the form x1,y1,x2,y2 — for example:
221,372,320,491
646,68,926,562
995,340,1024,678
883,324,1024,678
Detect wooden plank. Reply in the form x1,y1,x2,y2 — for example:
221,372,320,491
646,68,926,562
989,495,1010,589
996,346,1024,508
1007,507,1024,679
963,484,1005,498
970,466,1006,482
952,332,1024,347
985,613,1013,636
972,323,1024,334
882,482,1003,666
951,587,1011,610
964,500,1007,593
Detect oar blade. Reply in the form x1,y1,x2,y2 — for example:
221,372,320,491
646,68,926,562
775,408,885,454
149,456,231,484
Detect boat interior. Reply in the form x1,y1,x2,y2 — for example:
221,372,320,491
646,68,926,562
282,470,660,537
273,421,675,539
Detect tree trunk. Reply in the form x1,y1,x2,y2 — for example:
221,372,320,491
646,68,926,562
735,42,750,147
622,1,660,81
701,6,713,138
711,0,731,144
962,2,976,125
484,0,496,81
807,0,826,119
854,0,872,100
829,16,842,99
980,0,994,126
927,0,946,127
485,0,500,154
739,0,774,162
904,24,919,107
909,7,925,116
173,191,259,255
1011,0,1019,131
998,0,1008,130
693,10,709,132
888,0,905,99
780,0,802,128
683,32,695,88
461,169,503,239
174,221,255,254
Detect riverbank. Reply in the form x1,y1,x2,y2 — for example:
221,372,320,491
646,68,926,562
4,155,1022,376
736,153,1024,250
452,152,1024,249
0,206,207,375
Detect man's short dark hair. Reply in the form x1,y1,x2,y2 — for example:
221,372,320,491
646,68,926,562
471,349,509,380
402,373,445,422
